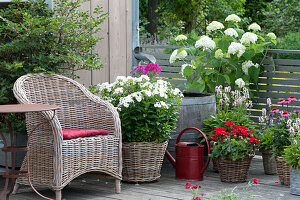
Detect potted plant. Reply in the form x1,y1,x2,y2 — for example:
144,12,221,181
95,63,183,182
208,120,260,183
258,96,300,185
203,83,256,172
283,135,300,195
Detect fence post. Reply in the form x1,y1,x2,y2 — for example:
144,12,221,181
132,0,139,68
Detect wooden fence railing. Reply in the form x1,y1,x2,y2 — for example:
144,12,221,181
142,46,300,121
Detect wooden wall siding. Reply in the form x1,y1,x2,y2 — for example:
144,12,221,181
77,0,132,86
142,46,300,121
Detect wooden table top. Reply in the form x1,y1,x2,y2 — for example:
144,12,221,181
0,104,59,113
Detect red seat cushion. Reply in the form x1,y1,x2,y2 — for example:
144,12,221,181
62,129,109,140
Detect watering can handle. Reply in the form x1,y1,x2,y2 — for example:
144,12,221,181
176,127,211,174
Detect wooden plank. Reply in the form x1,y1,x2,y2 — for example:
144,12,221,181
252,104,300,111
250,85,300,93
125,0,132,76
252,91,300,99
257,78,299,86
160,66,181,73
262,58,300,66
91,0,110,85
252,97,300,106
159,72,183,79
109,0,127,82
264,65,300,72
266,49,300,54
261,72,300,79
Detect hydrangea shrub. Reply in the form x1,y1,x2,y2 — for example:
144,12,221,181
169,14,277,93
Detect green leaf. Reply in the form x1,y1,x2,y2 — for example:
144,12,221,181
243,49,255,60
248,66,260,83
218,40,230,52
223,74,231,84
205,69,215,75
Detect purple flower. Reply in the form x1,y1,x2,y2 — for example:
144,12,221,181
278,99,285,104
294,110,300,113
284,99,291,104
289,96,297,102
270,108,279,113
281,112,290,117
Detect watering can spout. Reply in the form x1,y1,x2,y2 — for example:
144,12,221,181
165,150,176,167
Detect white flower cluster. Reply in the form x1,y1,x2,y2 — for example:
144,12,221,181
181,64,195,77
240,32,258,44
225,14,241,23
206,21,224,32
169,49,187,64
215,85,251,108
228,42,246,58
195,36,216,50
175,34,187,41
214,49,224,59
242,60,259,75
267,32,277,40
235,78,245,88
248,23,261,31
224,28,238,37
97,76,183,110
287,118,300,135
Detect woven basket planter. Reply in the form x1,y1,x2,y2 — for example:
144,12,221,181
275,156,290,186
261,149,277,175
217,156,253,183
122,141,168,182
212,157,219,172
290,167,300,195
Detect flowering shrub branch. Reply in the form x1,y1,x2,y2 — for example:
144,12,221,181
169,14,277,93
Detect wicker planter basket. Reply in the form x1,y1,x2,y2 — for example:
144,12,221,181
122,141,168,182
217,156,253,183
275,156,290,186
212,157,219,172
261,149,277,175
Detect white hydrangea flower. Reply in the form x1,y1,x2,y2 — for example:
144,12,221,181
267,32,277,40
248,23,261,31
225,14,241,23
240,32,258,44
235,78,245,88
214,49,224,59
154,102,161,108
242,60,259,75
169,49,187,64
224,28,238,37
175,34,187,41
195,36,216,50
228,42,246,58
207,21,224,32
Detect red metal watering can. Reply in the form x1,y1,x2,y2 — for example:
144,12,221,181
165,127,210,181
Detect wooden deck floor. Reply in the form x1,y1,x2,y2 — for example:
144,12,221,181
1,155,299,200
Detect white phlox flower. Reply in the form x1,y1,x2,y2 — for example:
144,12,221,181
113,87,123,94
225,14,241,23
228,42,246,57
248,23,261,31
175,34,187,41
207,21,224,32
267,32,277,40
241,32,258,44
160,101,169,109
242,60,259,75
224,28,238,38
195,36,216,50
169,49,188,64
154,102,161,108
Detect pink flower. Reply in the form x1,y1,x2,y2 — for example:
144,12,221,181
289,96,297,102
277,99,285,104
294,110,300,113
284,99,291,104
270,108,279,113
194,197,201,200
252,178,259,184
184,182,191,189
281,112,290,117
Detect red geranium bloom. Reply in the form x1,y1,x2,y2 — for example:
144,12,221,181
252,178,259,184
195,184,201,188
194,197,201,200
185,182,191,189
225,121,235,127
191,185,198,190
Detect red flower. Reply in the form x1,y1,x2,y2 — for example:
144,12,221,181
195,184,201,188
252,178,259,184
184,182,191,189
249,137,260,145
225,121,235,127
191,185,198,189
194,197,201,200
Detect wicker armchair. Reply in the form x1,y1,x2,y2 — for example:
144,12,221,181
13,73,122,200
